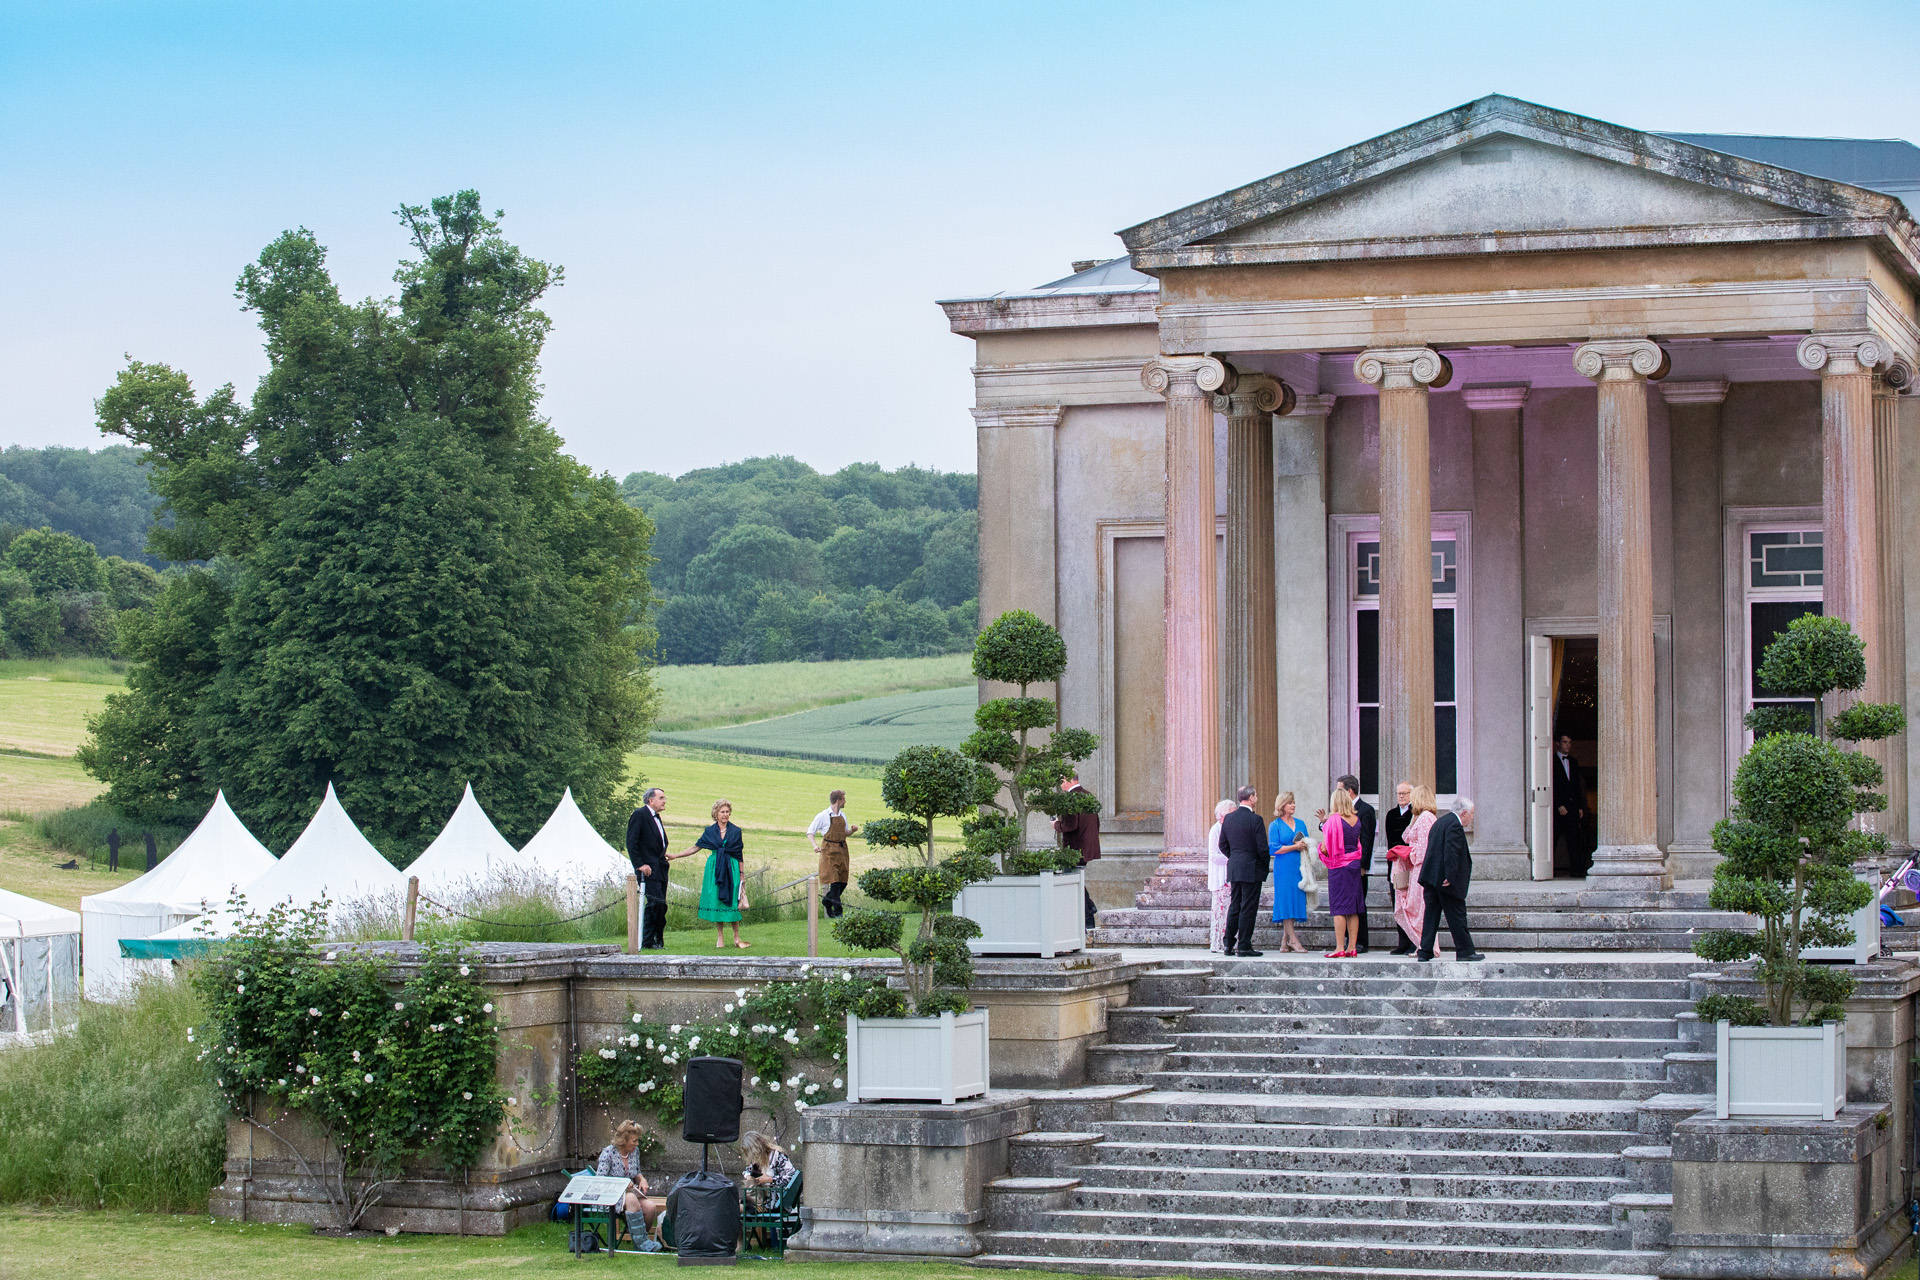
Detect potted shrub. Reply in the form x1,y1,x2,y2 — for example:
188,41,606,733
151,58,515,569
1694,615,1900,1119
954,610,1101,956
833,743,998,1104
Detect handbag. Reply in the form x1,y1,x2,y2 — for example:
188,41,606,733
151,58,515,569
1389,845,1413,892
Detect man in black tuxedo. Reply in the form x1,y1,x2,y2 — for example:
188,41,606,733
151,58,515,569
1339,775,1377,954
1221,785,1270,957
625,787,672,949
1417,799,1484,962
1380,781,1417,954
1551,734,1591,877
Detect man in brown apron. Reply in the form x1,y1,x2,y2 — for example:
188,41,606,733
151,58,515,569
809,789,859,918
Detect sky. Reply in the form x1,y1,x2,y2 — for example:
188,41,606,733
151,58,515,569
4,1,1918,481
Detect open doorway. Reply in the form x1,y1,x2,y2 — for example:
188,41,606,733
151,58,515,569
1551,638,1598,878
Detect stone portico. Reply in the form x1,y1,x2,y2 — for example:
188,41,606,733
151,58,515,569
944,96,1920,914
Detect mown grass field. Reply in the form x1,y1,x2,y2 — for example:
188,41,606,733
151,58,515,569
651,684,976,765
654,654,970,731
0,1211,1120,1280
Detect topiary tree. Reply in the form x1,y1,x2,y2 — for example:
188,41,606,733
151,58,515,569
832,744,998,1016
961,610,1101,873
1693,615,1901,1027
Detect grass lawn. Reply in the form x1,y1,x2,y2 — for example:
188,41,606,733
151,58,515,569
0,1210,1120,1280
0,815,138,911
654,654,970,731
652,685,976,766
624,913,922,956
0,750,106,814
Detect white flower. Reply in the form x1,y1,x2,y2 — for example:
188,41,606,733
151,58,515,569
296,1065,306,1074
735,988,747,998
812,1024,820,1032
805,1083,819,1095
483,1003,493,1013
236,984,245,994
454,1015,463,1024
832,1078,842,1089
309,1008,321,1017
277,1078,287,1087
628,1034,640,1048
364,1073,374,1083
750,1076,760,1086
646,1039,655,1050
599,1048,617,1060
186,1029,195,1042
768,1081,780,1092
794,1099,808,1110
310,1075,321,1085
729,1025,740,1036
459,965,470,976
832,1052,840,1061
324,952,336,960
688,1036,700,1048
800,964,811,974
841,971,852,980
462,1091,473,1100
786,1076,800,1088
508,1096,517,1105
631,1013,642,1024
352,1050,361,1062
723,1003,734,1013
669,1024,681,1034
394,1002,405,1012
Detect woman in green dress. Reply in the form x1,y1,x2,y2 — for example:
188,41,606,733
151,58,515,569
691,798,748,949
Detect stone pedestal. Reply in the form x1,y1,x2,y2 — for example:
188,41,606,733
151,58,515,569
1660,1105,1906,1280
964,953,1151,1088
787,1092,1034,1260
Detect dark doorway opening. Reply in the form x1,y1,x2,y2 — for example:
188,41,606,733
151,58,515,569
1552,637,1598,878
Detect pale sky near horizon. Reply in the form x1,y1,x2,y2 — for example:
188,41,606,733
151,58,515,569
4,1,1917,481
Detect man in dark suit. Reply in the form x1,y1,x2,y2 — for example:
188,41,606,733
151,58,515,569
1221,785,1270,957
1052,773,1103,928
1417,799,1484,962
1338,775,1377,954
625,787,672,949
1551,735,1590,877
1380,782,1417,954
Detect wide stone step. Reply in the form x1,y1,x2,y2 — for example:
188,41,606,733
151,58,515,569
1168,1032,1681,1061
978,1228,1664,1274
1098,1118,1640,1154
1085,1140,1625,1178
1117,1090,1645,1131
1065,1184,1619,1225
1092,922,1720,952
1187,995,1691,1018
1148,1069,1665,1101
1026,1208,1625,1249
1074,1162,1629,1200
1177,1013,1683,1038
1159,1050,1670,1081
974,1251,1659,1280
1192,977,1693,999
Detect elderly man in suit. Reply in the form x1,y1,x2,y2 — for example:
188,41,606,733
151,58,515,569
1416,797,1484,962
1551,734,1591,877
1380,782,1417,954
1221,784,1270,957
625,787,672,949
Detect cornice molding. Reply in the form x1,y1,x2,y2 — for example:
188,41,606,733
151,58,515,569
1460,384,1530,411
1658,379,1730,405
1574,339,1670,382
939,290,1158,336
969,405,1063,430
1283,393,1338,418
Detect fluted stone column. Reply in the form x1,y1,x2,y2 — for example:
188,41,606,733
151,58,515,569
1661,380,1728,866
1799,333,1887,704
1355,348,1450,794
1575,340,1670,890
1876,363,1911,848
1275,394,1335,803
1144,356,1234,857
1218,372,1292,804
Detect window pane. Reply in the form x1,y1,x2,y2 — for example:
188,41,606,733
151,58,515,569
1357,608,1379,705
1751,600,1823,698
1753,699,1818,735
1432,607,1455,703
1435,705,1458,795
1359,707,1379,796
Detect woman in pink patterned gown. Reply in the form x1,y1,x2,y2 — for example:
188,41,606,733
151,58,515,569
1205,799,1237,954
1394,784,1439,946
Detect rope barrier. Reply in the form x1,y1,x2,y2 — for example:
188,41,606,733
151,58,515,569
417,894,620,929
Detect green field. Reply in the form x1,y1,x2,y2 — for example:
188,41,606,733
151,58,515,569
653,654,971,731
651,684,977,765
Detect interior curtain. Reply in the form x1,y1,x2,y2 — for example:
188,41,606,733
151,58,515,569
1550,637,1566,730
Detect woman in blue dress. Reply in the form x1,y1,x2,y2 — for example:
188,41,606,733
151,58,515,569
1267,791,1310,953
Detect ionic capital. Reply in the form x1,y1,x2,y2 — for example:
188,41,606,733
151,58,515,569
1213,372,1294,418
1460,384,1529,412
1880,359,1916,397
1658,379,1729,406
1573,340,1669,383
1353,347,1452,391
1796,332,1886,377
969,405,1063,430
1142,355,1235,401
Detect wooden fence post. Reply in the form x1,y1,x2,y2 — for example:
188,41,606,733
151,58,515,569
625,873,640,955
402,876,419,942
807,874,819,958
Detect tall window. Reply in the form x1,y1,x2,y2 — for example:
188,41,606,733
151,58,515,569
1352,536,1459,795
1744,527,1822,737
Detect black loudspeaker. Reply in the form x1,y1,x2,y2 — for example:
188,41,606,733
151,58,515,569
682,1056,743,1144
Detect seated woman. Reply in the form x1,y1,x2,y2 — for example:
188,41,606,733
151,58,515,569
597,1119,662,1241
739,1129,797,1213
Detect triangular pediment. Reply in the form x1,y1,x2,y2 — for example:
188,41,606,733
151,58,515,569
1121,95,1911,269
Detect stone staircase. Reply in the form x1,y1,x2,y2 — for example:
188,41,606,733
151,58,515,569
977,957,1711,1280
1091,856,1752,952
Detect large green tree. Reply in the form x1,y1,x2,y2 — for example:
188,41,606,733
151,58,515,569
85,192,655,850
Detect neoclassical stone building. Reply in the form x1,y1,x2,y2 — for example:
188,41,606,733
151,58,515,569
941,96,1920,887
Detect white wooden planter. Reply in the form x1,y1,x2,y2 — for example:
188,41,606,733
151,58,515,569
1803,868,1880,963
1716,1020,1845,1120
953,869,1086,958
845,1008,990,1105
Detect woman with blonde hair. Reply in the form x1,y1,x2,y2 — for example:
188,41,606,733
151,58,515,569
1391,784,1439,955
739,1129,799,1238
1267,792,1311,953
1205,799,1237,954
1318,787,1364,957
596,1119,662,1238
685,798,749,949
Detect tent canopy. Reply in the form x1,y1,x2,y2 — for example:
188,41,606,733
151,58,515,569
405,783,533,896
81,790,276,919
518,787,630,888
0,886,80,939
236,782,406,916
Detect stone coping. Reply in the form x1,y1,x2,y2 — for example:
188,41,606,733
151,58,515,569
798,1090,1035,1146
1672,1103,1893,1164
1691,957,1920,1001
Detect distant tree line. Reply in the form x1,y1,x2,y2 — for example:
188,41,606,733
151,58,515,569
623,457,977,666
0,444,162,564
0,526,162,658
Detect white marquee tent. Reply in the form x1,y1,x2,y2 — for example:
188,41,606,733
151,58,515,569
1,887,80,1038
405,783,535,896
518,787,630,890
81,790,276,999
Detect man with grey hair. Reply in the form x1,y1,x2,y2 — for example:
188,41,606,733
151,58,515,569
1415,796,1483,962
626,786,673,948
1221,784,1270,957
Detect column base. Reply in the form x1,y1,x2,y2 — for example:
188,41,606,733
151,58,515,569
1589,844,1672,891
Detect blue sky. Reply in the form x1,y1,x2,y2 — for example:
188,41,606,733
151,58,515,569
4,1,1917,479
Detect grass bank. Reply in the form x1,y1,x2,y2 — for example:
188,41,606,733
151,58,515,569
653,654,970,731
650,684,975,766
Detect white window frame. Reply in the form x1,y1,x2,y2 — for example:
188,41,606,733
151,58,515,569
1329,511,1472,807
1723,506,1823,771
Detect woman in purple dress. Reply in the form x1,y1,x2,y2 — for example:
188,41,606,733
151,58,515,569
1318,788,1365,957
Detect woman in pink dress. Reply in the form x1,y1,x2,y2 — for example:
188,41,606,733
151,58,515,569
1394,785,1439,948
1205,799,1236,954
